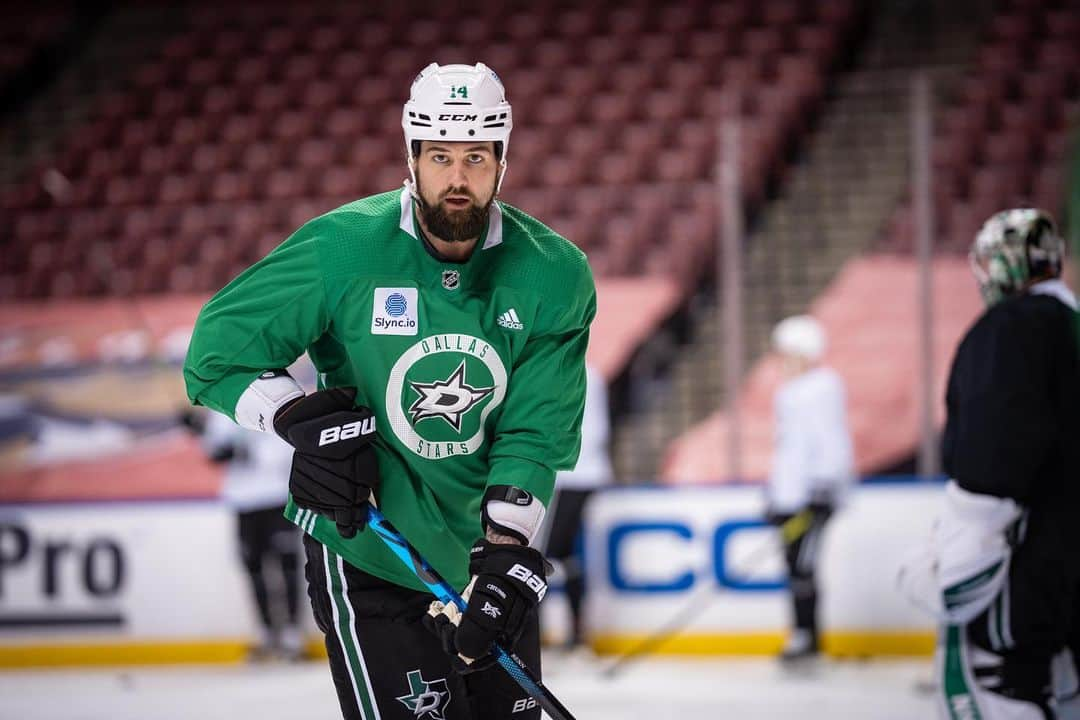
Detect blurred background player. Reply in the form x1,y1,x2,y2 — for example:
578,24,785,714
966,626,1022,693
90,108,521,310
542,363,613,651
765,315,854,663
199,410,304,662
929,209,1080,718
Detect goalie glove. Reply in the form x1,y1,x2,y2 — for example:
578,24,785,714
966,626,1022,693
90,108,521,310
896,480,1023,624
423,539,549,672
273,387,379,539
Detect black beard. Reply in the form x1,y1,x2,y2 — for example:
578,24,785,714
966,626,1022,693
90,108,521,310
416,189,492,243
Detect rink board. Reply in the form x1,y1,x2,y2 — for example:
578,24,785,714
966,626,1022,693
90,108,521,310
583,482,942,657
0,501,322,667
0,483,943,666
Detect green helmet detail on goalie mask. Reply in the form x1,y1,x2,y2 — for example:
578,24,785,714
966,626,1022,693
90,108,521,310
970,208,1065,306
402,62,513,194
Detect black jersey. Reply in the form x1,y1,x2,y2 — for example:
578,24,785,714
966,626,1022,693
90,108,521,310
943,285,1080,653
943,288,1079,502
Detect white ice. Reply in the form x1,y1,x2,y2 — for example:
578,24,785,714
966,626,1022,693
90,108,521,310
0,653,935,719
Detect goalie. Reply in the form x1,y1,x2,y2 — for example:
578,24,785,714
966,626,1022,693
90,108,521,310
902,208,1080,719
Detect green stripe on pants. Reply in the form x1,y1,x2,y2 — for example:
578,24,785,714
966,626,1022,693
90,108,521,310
324,548,382,720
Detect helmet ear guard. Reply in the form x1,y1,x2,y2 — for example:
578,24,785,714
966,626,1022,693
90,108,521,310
970,208,1064,305
402,62,512,195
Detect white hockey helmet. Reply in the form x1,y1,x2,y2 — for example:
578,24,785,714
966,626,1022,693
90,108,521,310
402,62,513,193
970,208,1064,305
772,315,826,362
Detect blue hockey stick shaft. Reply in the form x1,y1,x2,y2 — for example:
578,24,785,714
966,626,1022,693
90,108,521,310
365,504,577,720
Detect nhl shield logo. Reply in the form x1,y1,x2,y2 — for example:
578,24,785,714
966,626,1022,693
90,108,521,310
441,270,460,290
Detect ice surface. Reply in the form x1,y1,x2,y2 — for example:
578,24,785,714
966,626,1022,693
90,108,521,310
0,653,935,719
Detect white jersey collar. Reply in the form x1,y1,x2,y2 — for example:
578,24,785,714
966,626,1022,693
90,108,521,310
397,183,504,250
398,182,415,238
1029,278,1078,310
482,200,504,250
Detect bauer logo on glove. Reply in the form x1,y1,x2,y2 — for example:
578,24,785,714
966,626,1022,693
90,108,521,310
273,387,381,539
507,563,547,602
317,416,376,448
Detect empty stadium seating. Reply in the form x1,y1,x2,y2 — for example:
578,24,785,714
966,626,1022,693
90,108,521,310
661,0,1080,484
879,0,1079,254
1,0,860,299
0,5,74,92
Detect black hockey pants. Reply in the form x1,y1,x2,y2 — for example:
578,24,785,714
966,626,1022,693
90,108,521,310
303,534,542,720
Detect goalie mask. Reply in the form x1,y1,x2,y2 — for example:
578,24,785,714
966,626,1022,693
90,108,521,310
970,208,1064,306
402,62,513,194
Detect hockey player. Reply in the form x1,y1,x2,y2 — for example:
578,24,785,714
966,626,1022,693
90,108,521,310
932,208,1080,718
200,410,304,662
184,62,595,720
542,363,613,649
765,315,854,662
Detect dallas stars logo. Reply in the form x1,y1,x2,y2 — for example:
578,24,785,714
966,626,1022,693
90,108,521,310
396,669,451,719
386,333,508,460
408,360,494,432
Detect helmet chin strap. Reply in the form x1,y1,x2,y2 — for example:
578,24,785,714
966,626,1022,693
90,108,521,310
406,148,420,201
494,158,508,195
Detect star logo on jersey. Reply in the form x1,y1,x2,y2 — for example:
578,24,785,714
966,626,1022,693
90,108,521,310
408,360,494,432
396,669,451,720
386,333,508,460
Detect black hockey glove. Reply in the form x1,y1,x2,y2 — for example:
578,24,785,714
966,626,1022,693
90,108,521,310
273,387,379,539
177,408,206,436
208,442,246,464
765,508,814,544
763,507,791,527
423,539,549,673
807,487,838,517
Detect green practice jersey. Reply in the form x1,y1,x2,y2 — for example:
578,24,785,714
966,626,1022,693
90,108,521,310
184,187,596,592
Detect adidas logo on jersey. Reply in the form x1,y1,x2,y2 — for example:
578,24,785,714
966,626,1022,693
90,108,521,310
496,308,524,330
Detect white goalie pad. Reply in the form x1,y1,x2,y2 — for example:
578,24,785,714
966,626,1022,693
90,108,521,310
897,481,1022,624
937,482,1022,624
935,627,1054,720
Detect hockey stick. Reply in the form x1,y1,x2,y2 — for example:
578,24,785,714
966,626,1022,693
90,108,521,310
601,510,814,679
365,504,578,720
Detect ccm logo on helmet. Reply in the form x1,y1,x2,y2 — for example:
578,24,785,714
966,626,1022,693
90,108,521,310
438,113,478,121
507,563,547,601
317,417,376,447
